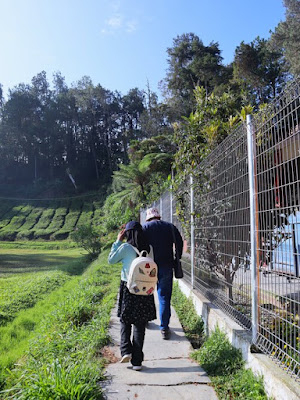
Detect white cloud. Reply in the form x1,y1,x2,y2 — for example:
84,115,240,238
107,14,123,29
101,8,138,35
126,20,138,33
111,1,121,12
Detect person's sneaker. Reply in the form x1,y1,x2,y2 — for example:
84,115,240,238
120,354,131,363
161,329,171,340
132,365,142,371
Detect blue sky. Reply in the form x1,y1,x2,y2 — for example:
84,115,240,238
0,0,285,98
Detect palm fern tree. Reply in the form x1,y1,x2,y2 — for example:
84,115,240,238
111,152,173,210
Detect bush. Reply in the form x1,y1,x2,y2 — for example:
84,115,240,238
101,194,137,231
16,230,34,240
192,326,244,375
70,225,101,259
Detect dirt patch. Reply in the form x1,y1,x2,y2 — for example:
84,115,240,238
101,346,119,363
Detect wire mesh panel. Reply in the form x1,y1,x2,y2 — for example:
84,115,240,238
140,78,300,381
161,191,172,222
174,178,192,283
253,80,300,379
192,124,252,329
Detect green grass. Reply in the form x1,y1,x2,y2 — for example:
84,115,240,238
0,240,77,250
0,247,85,275
0,271,73,326
0,245,91,376
171,282,204,348
0,276,83,383
0,249,121,399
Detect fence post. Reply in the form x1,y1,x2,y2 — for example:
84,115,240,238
190,174,195,288
170,191,173,224
246,115,258,343
170,169,174,224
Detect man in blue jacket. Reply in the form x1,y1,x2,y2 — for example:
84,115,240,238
142,207,183,339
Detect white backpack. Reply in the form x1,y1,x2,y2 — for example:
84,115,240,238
127,246,158,295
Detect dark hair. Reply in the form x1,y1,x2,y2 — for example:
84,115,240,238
125,221,150,253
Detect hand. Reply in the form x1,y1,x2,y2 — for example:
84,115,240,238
117,228,126,242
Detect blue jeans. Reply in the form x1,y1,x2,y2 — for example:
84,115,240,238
157,267,173,330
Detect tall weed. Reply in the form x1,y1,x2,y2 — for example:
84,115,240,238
3,359,101,400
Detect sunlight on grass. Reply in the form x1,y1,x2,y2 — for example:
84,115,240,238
0,247,84,275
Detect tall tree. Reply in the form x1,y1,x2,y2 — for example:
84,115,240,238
140,83,172,139
162,33,229,119
233,37,287,104
271,0,300,76
118,88,145,163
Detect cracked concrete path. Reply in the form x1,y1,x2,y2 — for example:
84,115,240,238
101,297,218,400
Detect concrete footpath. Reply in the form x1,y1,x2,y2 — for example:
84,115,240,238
101,298,219,400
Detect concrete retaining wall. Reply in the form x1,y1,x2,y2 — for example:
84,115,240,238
177,279,300,400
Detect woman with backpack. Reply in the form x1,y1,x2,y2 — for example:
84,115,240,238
108,221,156,371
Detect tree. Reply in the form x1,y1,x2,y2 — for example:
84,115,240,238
173,86,239,180
140,82,172,139
0,71,150,188
162,33,229,119
0,84,3,109
271,0,300,76
233,37,287,104
110,146,173,214
0,83,41,182
118,88,145,163
70,224,101,259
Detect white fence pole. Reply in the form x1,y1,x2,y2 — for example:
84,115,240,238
190,174,195,288
170,191,173,224
246,114,259,343
170,169,174,224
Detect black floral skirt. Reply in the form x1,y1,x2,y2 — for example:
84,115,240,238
117,280,156,325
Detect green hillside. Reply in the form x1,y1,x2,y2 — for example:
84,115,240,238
0,198,102,241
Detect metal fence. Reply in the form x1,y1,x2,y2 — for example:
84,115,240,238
140,79,300,380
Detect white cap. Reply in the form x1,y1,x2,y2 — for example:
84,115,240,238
145,207,161,221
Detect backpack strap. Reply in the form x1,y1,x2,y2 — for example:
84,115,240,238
130,245,149,258
131,245,141,256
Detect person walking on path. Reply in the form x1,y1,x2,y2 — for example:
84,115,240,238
108,221,156,371
142,207,183,340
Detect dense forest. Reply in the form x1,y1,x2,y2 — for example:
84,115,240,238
0,0,298,210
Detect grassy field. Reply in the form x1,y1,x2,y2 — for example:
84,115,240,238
0,243,120,399
0,246,84,275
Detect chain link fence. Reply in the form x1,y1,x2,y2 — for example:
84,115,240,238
141,79,300,380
